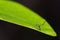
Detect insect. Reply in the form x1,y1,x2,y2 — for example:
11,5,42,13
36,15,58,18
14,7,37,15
0,1,57,37
35,24,41,30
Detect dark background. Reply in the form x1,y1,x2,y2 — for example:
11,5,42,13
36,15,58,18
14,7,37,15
0,0,60,40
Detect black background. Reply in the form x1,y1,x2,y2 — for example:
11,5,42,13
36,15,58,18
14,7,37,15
0,0,60,40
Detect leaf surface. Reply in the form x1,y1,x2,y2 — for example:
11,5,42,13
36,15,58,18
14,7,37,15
0,1,57,36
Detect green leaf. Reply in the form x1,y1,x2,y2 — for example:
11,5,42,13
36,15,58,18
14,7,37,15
0,1,57,37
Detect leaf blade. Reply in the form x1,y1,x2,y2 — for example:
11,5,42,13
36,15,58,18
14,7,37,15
0,1,57,36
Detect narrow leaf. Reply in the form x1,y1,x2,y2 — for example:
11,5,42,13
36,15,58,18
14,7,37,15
0,1,57,36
